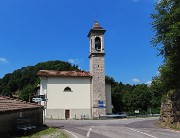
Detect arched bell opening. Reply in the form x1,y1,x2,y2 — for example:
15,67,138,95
95,37,101,51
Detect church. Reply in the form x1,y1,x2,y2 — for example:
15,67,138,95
37,21,112,119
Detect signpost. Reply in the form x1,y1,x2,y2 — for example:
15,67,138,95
98,100,104,108
135,110,140,117
32,95,48,124
32,96,47,103
32,98,42,102
135,110,139,114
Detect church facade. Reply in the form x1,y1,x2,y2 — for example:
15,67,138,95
37,21,112,119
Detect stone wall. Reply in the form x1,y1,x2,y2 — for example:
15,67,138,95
159,90,180,128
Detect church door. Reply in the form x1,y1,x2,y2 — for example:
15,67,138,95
65,109,70,119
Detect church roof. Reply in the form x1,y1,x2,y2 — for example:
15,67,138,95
0,96,42,112
37,70,91,77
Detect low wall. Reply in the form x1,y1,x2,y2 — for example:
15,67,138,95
0,108,43,135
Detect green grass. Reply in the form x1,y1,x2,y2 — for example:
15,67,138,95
16,127,68,138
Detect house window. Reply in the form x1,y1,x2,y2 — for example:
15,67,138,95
64,86,72,92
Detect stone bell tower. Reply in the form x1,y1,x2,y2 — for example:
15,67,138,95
88,21,106,117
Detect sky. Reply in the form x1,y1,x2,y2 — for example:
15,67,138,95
0,0,163,85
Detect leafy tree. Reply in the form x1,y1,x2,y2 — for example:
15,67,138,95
150,0,180,114
122,84,153,114
112,82,124,113
105,76,155,114
150,76,165,113
121,84,135,95
151,0,180,90
105,76,125,113
105,76,115,85
19,84,36,102
112,92,123,113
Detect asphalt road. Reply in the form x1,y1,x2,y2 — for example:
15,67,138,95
45,117,180,138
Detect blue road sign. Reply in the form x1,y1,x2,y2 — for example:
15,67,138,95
98,100,104,108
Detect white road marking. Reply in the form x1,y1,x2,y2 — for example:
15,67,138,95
86,126,94,137
128,128,158,138
64,129,79,138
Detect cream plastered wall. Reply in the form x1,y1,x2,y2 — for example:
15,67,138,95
105,83,112,114
45,77,91,109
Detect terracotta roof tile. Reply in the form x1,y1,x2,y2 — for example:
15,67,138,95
37,70,91,77
0,96,42,112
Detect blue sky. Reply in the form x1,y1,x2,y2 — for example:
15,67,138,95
0,0,162,84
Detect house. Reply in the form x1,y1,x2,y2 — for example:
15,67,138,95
37,21,112,119
0,96,43,134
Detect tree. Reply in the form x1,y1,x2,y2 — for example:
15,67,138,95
105,76,124,113
112,92,123,113
19,85,36,102
151,0,180,127
122,84,153,114
105,76,115,85
151,0,180,90
111,82,124,113
150,76,165,113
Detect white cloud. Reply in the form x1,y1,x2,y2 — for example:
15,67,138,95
68,59,76,64
132,78,140,83
68,58,82,65
145,81,152,86
0,57,9,64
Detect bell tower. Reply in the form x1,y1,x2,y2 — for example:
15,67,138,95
88,21,106,117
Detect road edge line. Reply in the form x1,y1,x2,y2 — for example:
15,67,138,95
64,129,79,138
86,126,93,137
128,128,158,138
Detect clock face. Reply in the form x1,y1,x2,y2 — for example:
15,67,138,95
95,37,101,51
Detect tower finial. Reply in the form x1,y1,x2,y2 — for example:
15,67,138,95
92,21,103,29
87,21,106,37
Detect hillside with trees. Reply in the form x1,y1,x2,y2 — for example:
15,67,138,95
0,60,79,101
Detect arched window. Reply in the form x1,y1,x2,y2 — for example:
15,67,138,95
95,37,101,51
64,86,72,92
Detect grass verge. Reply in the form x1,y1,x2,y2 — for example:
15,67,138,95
16,127,68,138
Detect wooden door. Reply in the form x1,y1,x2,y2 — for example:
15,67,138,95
65,109,70,119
